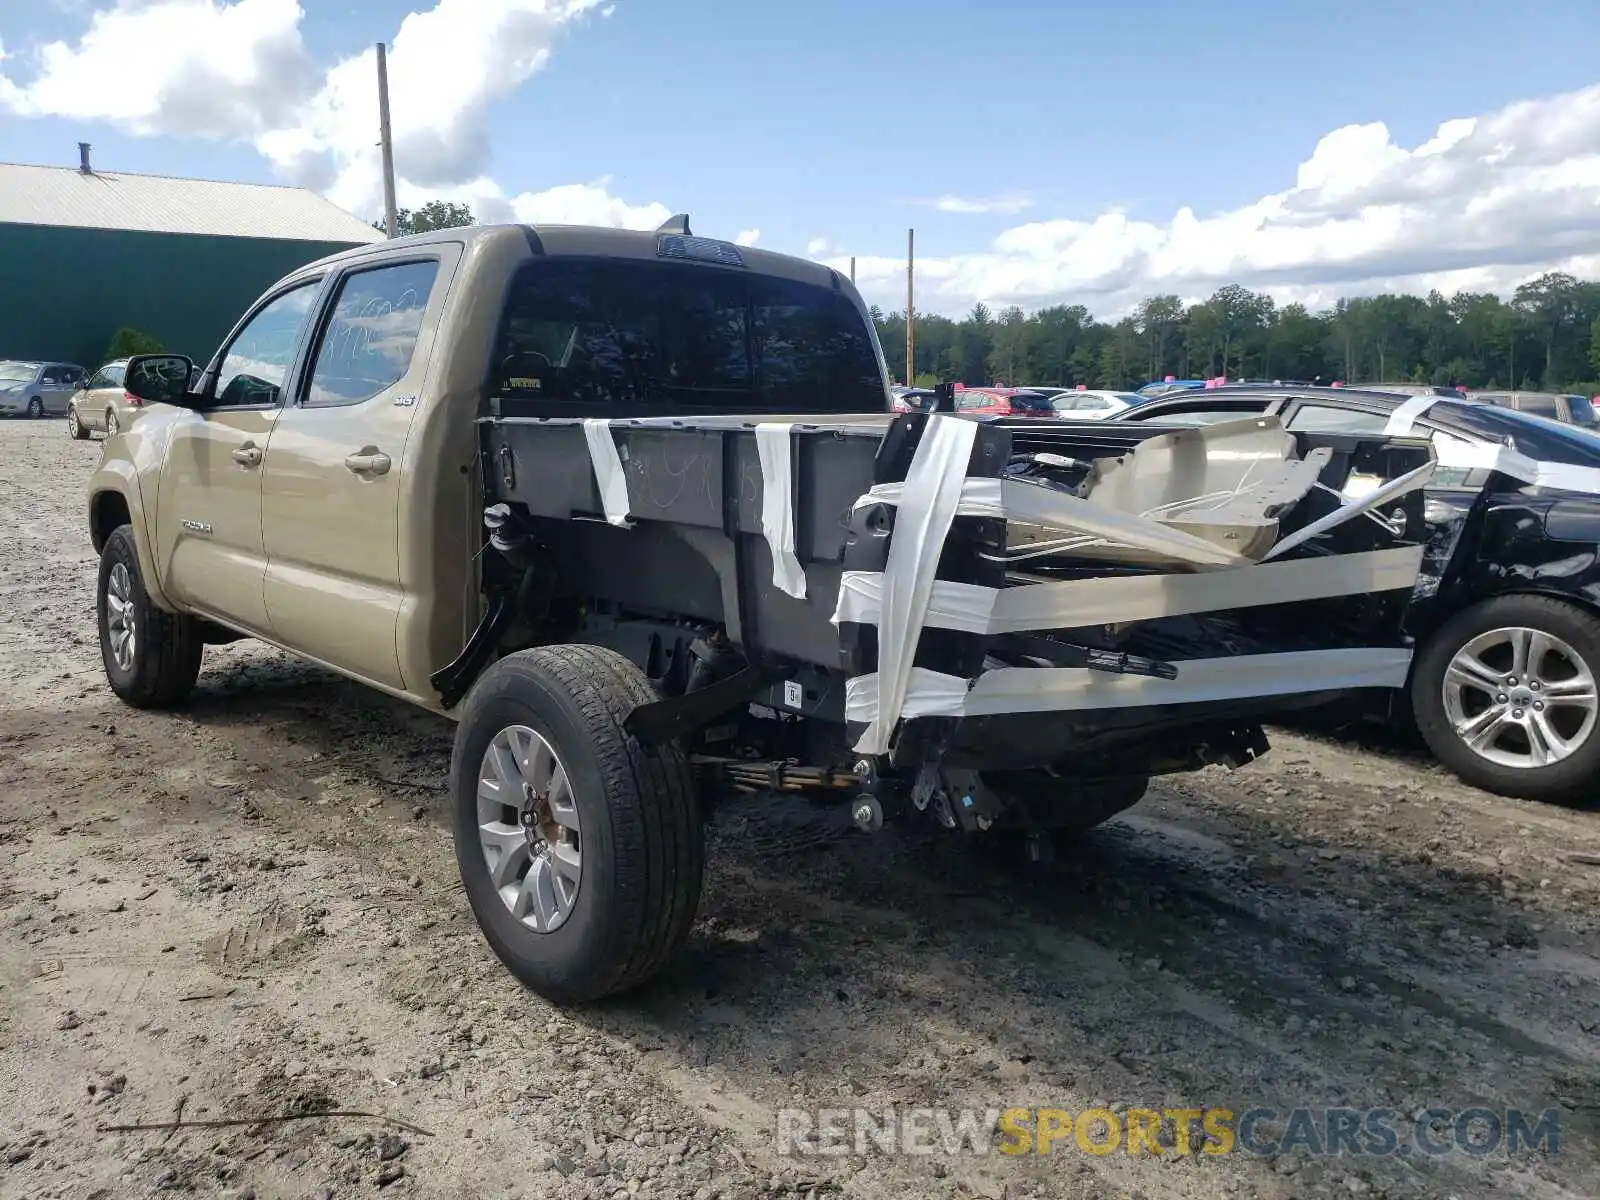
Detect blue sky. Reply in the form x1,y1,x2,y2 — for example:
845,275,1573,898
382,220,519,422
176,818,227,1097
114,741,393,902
2,0,1598,316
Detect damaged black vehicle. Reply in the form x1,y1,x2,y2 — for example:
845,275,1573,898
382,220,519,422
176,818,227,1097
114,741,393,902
1120,384,1600,802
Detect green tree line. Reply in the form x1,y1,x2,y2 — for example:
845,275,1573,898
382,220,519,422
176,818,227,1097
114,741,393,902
873,272,1600,394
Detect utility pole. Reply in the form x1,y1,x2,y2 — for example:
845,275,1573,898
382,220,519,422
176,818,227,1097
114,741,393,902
376,42,399,238
905,229,915,385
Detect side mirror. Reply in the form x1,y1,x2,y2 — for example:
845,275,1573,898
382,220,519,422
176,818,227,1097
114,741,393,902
124,354,197,407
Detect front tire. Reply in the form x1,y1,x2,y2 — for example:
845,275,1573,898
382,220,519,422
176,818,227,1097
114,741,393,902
1412,594,1600,802
451,645,703,1004
67,406,88,440
27,397,43,418
97,526,204,708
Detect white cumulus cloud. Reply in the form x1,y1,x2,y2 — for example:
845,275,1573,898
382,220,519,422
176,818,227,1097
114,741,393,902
844,84,1600,318
734,228,761,247
0,0,314,139
930,193,1034,216
0,0,657,225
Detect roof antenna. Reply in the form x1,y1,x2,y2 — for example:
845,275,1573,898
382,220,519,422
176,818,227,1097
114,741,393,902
656,213,692,236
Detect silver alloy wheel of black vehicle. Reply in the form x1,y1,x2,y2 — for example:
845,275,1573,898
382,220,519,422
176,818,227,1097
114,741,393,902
105,562,138,673
1442,625,1598,770
476,724,583,932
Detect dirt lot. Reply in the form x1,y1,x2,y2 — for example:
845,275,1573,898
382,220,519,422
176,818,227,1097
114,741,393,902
2,418,1600,1200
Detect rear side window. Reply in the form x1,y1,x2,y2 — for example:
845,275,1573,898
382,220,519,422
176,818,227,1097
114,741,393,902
1285,405,1389,435
1133,403,1269,425
491,259,884,414
1570,396,1597,427
1516,394,1562,419
304,260,439,408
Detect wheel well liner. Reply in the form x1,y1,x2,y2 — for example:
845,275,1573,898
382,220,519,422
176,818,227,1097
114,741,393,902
89,491,131,552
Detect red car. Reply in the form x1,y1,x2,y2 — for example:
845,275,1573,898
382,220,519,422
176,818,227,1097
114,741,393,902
954,387,1059,418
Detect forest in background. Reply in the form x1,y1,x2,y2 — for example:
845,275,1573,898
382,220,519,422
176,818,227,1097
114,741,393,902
871,272,1600,394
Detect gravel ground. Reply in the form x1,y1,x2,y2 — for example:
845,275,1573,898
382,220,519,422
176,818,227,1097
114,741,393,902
2,417,1599,1200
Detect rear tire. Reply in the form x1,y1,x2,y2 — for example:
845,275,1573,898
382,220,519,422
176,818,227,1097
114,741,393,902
97,526,204,708
105,409,119,437
1412,594,1600,803
452,645,703,1004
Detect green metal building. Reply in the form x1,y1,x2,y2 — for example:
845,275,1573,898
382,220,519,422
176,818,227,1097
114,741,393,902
0,150,382,370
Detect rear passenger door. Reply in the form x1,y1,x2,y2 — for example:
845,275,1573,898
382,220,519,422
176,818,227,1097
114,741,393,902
259,253,452,692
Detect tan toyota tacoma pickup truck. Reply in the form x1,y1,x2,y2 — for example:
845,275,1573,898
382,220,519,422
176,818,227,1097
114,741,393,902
88,219,1435,1002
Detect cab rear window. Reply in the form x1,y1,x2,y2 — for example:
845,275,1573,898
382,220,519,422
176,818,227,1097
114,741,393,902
490,258,885,415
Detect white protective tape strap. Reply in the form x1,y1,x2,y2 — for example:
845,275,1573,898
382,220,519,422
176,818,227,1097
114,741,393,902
754,423,807,599
582,419,633,528
1261,460,1436,560
853,414,978,756
855,477,1250,569
1433,432,1600,494
844,647,1414,724
1383,395,1440,436
833,545,1424,635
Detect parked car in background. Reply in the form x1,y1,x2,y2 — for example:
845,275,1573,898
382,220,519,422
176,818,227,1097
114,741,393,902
890,385,937,412
1051,389,1144,419
67,359,154,439
1137,379,1207,398
1118,384,1600,802
0,360,87,417
954,387,1059,417
1469,391,1598,431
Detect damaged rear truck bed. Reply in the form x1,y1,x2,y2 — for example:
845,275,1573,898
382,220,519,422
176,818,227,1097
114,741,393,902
94,219,1436,1003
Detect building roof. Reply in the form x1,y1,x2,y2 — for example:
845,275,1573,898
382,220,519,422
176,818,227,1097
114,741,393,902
0,162,384,245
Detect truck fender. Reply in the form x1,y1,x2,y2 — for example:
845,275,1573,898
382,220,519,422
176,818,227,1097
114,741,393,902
87,462,179,614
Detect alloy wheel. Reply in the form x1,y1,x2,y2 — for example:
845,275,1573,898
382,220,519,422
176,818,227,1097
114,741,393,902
475,724,583,932
105,562,137,673
1442,625,1599,769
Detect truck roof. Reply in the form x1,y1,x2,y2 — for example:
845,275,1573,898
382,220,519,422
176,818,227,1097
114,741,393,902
296,221,848,293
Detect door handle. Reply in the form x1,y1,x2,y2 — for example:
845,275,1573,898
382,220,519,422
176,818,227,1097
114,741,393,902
344,448,391,476
231,443,262,467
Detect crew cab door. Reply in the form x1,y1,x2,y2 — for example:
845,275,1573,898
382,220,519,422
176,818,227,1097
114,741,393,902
153,279,325,633
259,254,450,691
